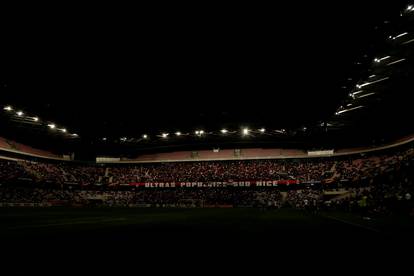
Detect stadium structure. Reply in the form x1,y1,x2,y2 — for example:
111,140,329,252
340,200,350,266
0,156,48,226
0,2,414,253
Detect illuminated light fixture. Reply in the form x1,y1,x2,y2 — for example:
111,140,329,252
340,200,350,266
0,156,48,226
402,38,414,45
386,58,406,66
16,111,24,116
395,32,408,39
161,133,169,138
259,128,265,133
72,133,78,137
120,137,127,142
356,77,389,89
61,128,67,133
4,106,13,111
175,131,181,136
368,74,376,78
102,137,107,141
407,5,413,11
374,56,391,63
335,105,364,115
48,124,56,129
350,90,364,97
142,134,148,139
221,129,228,134
242,128,250,136
356,92,376,99
33,117,39,122
195,130,204,136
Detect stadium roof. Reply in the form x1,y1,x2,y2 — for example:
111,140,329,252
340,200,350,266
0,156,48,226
0,1,413,158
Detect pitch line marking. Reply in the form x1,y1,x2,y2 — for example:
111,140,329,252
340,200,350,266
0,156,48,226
6,217,127,230
322,214,382,233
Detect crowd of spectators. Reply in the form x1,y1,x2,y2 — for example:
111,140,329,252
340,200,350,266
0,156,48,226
0,159,32,182
0,187,284,208
325,156,414,215
106,159,336,184
0,146,413,186
0,145,413,212
286,189,322,209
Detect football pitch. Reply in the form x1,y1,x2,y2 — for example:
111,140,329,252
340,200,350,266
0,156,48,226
1,207,413,247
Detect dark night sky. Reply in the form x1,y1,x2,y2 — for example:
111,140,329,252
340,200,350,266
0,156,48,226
0,1,411,142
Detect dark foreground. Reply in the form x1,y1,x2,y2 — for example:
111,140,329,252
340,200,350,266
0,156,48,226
1,208,414,265
1,208,414,240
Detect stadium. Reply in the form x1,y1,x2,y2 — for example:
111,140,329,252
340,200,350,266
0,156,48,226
1,2,414,257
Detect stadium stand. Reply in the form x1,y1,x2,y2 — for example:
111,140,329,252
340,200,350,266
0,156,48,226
0,136,61,159
1,142,413,215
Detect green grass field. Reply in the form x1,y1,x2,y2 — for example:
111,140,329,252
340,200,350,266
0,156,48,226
1,207,414,267
1,207,413,245
2,207,411,269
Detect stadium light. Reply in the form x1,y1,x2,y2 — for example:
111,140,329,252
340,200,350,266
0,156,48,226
402,38,414,45
242,128,249,136
175,131,181,136
48,124,56,129
335,105,364,115
356,92,376,99
374,56,391,63
142,134,148,139
16,111,24,117
387,58,406,66
395,32,408,39
259,128,265,133
356,77,389,89
350,90,364,97
3,106,13,111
